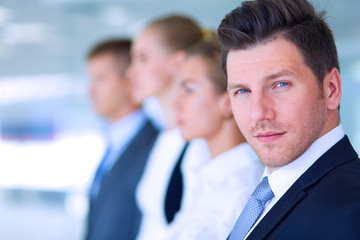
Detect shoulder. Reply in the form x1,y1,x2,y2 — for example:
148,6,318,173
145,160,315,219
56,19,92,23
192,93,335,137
304,155,360,196
296,157,360,222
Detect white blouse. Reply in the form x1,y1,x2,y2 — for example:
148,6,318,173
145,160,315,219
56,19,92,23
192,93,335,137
136,128,210,240
165,142,264,240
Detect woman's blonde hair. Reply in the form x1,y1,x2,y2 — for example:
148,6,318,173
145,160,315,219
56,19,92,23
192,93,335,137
147,15,203,52
186,34,227,94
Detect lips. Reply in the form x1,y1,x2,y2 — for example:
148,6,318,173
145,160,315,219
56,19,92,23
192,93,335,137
255,131,286,143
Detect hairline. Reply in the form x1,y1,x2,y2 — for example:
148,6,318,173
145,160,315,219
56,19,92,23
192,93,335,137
223,32,323,87
88,51,130,77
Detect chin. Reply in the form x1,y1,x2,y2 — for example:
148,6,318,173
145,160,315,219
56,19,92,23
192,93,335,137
261,158,294,169
180,131,196,142
132,94,146,105
257,147,303,170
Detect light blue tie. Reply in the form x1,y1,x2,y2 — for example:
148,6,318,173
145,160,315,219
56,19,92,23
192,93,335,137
89,146,112,200
229,177,274,240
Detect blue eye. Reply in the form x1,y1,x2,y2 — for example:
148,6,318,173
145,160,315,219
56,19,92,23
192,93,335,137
276,82,289,87
236,89,249,94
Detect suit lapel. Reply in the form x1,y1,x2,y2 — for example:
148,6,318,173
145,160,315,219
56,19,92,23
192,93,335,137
97,120,156,197
296,136,357,190
247,182,306,239
89,120,158,226
247,136,358,239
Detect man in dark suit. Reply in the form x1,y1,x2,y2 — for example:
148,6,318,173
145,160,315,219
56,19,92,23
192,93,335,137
218,0,360,239
86,40,158,240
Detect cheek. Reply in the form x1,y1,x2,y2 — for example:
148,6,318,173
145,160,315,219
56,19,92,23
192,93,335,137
277,94,314,127
195,96,223,130
95,83,109,100
139,62,170,91
102,78,124,100
191,95,207,115
89,82,98,99
152,55,172,77
293,96,326,131
231,100,249,132
181,97,200,121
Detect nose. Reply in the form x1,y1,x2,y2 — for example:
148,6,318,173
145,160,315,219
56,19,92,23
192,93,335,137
89,81,96,100
249,92,275,122
126,64,135,80
173,89,183,113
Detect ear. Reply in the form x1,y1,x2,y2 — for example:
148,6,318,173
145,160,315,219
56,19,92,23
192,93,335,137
219,93,233,119
169,50,186,76
323,67,342,110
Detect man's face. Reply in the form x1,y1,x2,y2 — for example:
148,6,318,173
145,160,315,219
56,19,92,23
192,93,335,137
88,53,129,120
227,38,329,171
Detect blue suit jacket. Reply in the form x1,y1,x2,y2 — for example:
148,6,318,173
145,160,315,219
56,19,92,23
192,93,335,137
86,120,158,240
247,136,360,240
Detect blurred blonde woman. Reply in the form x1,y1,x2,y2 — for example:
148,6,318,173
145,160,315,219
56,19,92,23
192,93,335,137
168,37,264,240
128,15,210,240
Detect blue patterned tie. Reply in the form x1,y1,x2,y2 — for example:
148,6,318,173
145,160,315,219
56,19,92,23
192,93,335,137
229,177,274,240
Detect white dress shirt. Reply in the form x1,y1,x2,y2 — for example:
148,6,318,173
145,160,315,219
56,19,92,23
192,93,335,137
245,125,345,239
166,142,264,240
136,129,211,240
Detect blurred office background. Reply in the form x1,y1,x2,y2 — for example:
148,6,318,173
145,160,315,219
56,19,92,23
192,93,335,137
0,0,359,239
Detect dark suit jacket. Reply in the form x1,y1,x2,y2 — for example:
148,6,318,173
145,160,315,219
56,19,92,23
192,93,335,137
86,120,158,240
246,136,360,240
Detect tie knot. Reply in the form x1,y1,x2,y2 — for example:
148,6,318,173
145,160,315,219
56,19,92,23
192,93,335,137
252,177,274,204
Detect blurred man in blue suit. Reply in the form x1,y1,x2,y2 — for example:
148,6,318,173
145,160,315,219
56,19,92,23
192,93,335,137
218,0,360,239
86,39,158,240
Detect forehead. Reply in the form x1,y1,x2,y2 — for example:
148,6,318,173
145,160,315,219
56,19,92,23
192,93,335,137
133,28,164,52
184,56,208,71
183,56,212,80
89,53,117,67
226,38,308,83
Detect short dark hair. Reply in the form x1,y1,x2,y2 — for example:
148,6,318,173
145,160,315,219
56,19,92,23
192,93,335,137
217,0,340,85
87,39,131,75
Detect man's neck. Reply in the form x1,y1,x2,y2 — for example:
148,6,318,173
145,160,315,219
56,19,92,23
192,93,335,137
108,105,139,124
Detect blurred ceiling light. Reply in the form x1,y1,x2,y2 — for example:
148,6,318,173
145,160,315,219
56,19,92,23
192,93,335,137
2,23,49,45
0,7,11,26
0,74,74,104
39,0,143,5
352,61,360,84
0,40,12,58
102,6,130,27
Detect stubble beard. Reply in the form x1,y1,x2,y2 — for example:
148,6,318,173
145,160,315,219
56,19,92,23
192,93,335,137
247,102,327,169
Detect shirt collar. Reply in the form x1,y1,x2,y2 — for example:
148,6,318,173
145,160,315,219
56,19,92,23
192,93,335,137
107,110,146,149
265,125,344,201
199,142,257,187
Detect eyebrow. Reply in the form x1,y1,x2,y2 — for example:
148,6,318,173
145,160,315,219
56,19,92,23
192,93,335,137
227,69,296,91
180,80,188,87
180,78,195,87
265,69,295,81
227,83,246,92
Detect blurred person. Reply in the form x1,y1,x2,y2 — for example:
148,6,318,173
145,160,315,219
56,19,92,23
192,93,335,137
127,15,211,240
86,39,158,240
218,0,360,239
167,37,263,240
